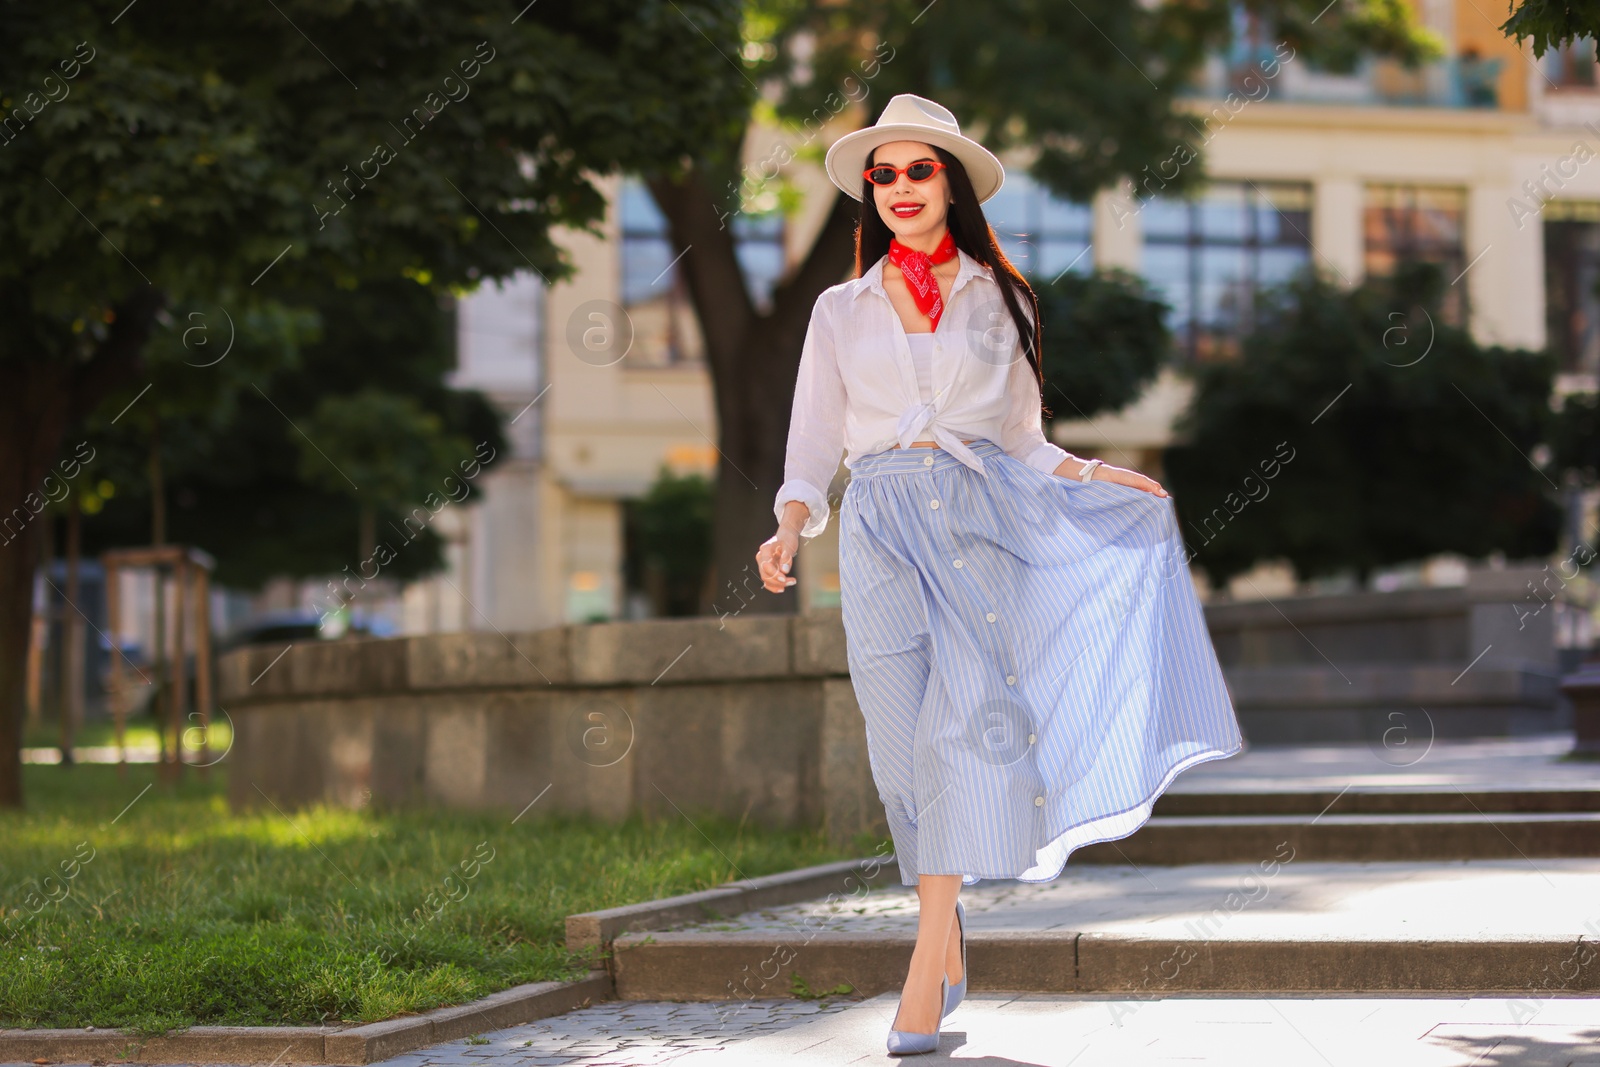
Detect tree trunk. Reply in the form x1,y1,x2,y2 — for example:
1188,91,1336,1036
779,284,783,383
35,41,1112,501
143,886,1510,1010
147,415,178,782
359,504,376,565
645,171,861,617
149,417,166,547
0,284,162,808
0,363,78,810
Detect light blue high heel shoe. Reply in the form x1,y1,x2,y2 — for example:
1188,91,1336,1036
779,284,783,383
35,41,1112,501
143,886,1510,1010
943,899,967,1018
886,972,948,1056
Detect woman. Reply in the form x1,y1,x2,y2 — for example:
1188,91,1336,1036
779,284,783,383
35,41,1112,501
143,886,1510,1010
753,94,1243,1056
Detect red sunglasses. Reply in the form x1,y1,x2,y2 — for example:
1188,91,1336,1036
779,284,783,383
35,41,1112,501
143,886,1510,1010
862,160,948,186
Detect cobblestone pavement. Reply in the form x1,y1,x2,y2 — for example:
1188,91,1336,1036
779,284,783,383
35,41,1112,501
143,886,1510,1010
5,994,1598,1066
364,993,1600,1066
376,997,857,1067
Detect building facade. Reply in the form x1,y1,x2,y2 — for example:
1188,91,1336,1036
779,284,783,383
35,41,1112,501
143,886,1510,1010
405,8,1600,633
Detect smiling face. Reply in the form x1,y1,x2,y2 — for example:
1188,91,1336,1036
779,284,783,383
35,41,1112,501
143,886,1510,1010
868,139,952,244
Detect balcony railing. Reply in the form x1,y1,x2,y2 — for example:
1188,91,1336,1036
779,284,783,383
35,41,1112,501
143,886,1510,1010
1180,50,1506,110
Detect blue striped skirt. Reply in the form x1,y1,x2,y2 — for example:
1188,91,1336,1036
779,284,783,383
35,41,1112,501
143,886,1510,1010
837,437,1244,885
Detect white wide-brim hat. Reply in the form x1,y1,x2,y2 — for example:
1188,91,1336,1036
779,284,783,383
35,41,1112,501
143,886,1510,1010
824,93,1005,205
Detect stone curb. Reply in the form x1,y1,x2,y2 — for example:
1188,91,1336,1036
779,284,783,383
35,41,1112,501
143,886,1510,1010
564,855,899,952
0,971,612,1065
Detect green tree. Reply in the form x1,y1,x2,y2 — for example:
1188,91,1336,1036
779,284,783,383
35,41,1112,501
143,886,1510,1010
631,467,717,618
1551,389,1600,559
640,0,1438,616
0,0,752,808
295,390,473,564
1036,268,1171,422
1163,262,1563,587
81,279,505,592
81,300,318,549
1552,390,1600,487
1499,0,1600,56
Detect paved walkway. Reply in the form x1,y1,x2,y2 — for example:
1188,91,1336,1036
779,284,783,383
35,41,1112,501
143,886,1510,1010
11,736,1597,1065
370,994,1600,1066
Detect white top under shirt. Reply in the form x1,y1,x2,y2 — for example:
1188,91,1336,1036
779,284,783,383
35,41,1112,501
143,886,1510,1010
773,248,1078,539
906,330,936,403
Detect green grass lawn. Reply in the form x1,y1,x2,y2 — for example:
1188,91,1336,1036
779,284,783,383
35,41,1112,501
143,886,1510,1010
21,711,231,754
0,762,875,1034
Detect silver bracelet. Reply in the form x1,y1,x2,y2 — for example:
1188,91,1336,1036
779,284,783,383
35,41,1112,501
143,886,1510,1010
1079,458,1104,482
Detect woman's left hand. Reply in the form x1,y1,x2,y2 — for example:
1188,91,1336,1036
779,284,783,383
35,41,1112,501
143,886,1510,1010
1055,458,1171,498
1104,465,1171,497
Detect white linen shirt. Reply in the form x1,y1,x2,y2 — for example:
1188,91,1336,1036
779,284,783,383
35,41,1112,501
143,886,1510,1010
774,247,1076,539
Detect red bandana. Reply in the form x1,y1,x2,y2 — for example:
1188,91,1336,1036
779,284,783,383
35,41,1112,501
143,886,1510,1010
887,231,957,331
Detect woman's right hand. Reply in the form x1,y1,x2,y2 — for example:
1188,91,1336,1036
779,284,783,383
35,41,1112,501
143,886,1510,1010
756,528,800,593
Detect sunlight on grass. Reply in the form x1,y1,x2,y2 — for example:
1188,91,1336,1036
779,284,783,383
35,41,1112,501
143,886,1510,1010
0,763,875,1031
23,712,233,755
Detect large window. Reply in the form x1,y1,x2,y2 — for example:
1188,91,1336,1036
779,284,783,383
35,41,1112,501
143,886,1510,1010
619,176,785,366
1544,201,1600,379
1142,180,1313,362
981,173,1093,283
1363,184,1468,326
1543,36,1598,90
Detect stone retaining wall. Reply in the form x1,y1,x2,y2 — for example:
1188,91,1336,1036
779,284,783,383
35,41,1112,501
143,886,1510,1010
220,611,888,845
219,567,1566,837
1202,565,1565,742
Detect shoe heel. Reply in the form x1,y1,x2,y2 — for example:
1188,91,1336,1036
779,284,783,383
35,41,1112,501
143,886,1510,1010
887,974,947,1056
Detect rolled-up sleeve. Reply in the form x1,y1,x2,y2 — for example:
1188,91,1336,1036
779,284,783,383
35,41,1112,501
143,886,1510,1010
774,296,847,539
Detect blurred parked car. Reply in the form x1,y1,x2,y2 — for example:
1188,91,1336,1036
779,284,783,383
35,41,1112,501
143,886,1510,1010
219,609,396,653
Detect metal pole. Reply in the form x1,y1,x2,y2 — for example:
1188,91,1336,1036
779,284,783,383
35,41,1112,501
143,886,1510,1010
193,560,212,777
105,559,126,779
171,555,187,781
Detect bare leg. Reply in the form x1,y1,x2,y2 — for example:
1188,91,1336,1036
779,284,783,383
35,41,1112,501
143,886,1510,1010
891,874,962,1034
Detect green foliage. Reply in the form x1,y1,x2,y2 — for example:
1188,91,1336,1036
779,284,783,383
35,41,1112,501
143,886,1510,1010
0,763,860,1029
0,0,753,580
78,281,503,588
789,971,854,999
0,1,752,311
1499,0,1600,58
630,467,716,616
296,391,472,514
1553,390,1600,484
1163,261,1563,586
1037,267,1172,422
745,0,1439,209
1230,0,1446,73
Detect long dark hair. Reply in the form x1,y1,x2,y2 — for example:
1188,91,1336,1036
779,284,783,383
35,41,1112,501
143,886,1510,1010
855,143,1050,418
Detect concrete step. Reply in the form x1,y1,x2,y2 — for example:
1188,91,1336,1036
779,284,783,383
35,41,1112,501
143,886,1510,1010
607,858,1600,1000
1151,787,1600,817
1071,812,1600,863
611,929,1600,999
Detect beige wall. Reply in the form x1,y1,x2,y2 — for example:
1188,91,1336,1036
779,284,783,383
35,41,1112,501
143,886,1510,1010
443,76,1600,627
